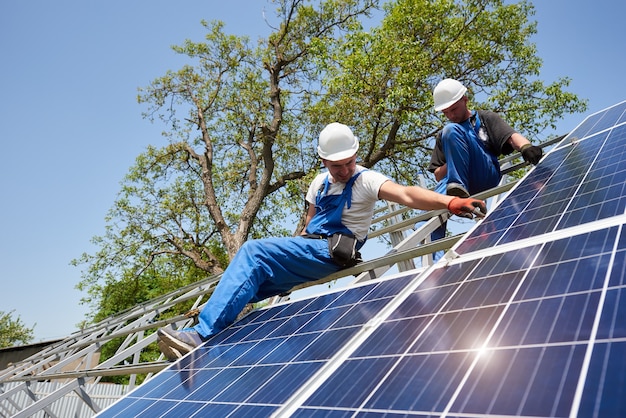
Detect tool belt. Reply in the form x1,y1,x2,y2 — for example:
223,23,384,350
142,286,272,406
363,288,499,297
302,233,362,268
302,233,327,240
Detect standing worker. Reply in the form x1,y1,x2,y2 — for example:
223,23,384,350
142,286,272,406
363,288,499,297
428,78,543,258
157,122,487,361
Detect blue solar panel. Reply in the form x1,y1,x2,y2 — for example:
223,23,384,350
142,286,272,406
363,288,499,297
97,275,418,417
96,100,626,417
292,226,625,417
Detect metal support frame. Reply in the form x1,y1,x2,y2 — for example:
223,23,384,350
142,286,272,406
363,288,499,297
0,137,559,417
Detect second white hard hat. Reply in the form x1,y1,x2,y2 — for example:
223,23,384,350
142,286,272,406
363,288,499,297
317,122,359,161
433,78,467,111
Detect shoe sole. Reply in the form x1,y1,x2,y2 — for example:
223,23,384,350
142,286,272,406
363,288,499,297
157,329,196,360
446,187,470,198
157,339,183,362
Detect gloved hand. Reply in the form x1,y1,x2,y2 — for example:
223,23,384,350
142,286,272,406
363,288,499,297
447,197,487,219
521,143,543,165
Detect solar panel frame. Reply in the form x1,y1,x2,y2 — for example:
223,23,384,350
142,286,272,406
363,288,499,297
96,100,626,418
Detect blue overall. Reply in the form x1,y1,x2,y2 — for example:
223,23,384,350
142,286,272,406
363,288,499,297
431,112,501,260
193,171,362,338
437,111,501,195
305,171,363,240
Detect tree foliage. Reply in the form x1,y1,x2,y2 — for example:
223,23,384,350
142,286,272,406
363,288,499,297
313,0,586,184
0,310,34,348
73,0,587,321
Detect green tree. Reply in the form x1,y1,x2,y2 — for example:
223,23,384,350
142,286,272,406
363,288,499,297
74,0,380,318
74,0,586,321
0,310,34,348
312,0,586,184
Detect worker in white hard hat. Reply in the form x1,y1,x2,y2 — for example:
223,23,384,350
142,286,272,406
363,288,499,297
429,78,542,197
428,78,543,259
157,122,487,361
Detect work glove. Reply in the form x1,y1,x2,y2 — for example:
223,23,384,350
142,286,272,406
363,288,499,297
447,197,487,219
520,143,543,165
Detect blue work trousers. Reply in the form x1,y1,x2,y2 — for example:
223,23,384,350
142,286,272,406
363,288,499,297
430,122,500,260
193,236,341,338
439,122,500,195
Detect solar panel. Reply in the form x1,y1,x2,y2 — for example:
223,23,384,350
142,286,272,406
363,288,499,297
96,100,626,417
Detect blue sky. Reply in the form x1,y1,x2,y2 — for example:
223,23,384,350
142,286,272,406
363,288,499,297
1,1,624,342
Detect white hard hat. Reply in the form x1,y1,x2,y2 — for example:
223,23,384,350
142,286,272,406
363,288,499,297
317,122,359,161
433,78,467,111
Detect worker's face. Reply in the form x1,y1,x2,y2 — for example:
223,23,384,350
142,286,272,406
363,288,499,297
441,96,470,123
323,155,357,183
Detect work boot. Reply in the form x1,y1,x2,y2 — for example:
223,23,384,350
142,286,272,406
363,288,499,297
157,339,184,362
157,327,206,361
446,183,470,198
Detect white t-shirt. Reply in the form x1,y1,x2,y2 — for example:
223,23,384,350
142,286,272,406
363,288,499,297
306,165,390,241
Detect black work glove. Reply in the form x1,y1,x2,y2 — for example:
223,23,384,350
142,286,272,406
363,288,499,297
520,144,543,165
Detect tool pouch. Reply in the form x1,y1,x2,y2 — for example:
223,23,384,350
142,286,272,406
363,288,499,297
328,233,362,268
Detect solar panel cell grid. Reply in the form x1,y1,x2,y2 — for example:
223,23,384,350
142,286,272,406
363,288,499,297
578,341,626,417
453,344,585,416
294,221,625,416
609,248,626,287
564,100,626,144
597,287,626,339
97,274,420,417
96,101,626,417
